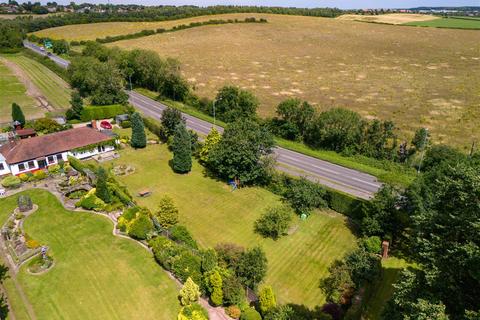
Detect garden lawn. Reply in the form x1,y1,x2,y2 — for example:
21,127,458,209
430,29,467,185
3,54,71,111
0,189,179,320
0,59,38,123
112,144,357,307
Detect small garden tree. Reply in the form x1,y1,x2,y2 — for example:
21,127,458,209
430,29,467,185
171,123,192,173
66,91,84,120
130,112,146,148
209,269,223,306
199,127,221,163
127,212,153,240
282,177,328,215
254,206,293,240
11,103,25,126
95,167,111,203
179,277,200,306
161,107,185,137
259,286,277,315
155,195,179,228
236,246,267,290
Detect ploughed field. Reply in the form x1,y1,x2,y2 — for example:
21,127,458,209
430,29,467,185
111,144,357,308
102,14,480,149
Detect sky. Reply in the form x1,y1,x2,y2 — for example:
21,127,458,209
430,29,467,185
64,1,478,9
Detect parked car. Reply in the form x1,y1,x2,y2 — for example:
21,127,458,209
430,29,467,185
100,121,112,130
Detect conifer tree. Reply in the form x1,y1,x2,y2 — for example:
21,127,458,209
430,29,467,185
95,167,111,203
199,127,222,163
179,277,200,306
66,91,84,120
130,112,146,148
11,103,25,127
172,123,192,173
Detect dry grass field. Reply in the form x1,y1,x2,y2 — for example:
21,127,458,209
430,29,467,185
108,14,480,148
32,13,270,41
336,13,440,24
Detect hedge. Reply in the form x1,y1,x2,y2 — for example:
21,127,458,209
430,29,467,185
67,155,86,173
142,116,166,141
80,105,126,121
326,189,365,220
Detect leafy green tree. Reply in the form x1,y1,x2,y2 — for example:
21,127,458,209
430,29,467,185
179,277,200,306
264,305,294,320
405,162,480,317
172,123,192,173
214,86,259,122
254,206,293,240
259,286,277,315
360,120,397,160
207,119,274,185
320,260,355,304
200,249,218,273
66,91,84,120
305,108,364,153
127,212,153,240
52,39,69,54
360,185,403,240
95,167,111,203
282,177,327,215
275,98,315,139
161,107,185,137
154,195,179,228
161,72,190,102
0,23,24,51
11,103,25,126
209,270,223,306
411,127,430,152
240,308,262,320
422,144,466,172
222,276,245,306
236,246,267,289
199,127,221,163
344,247,381,286
130,112,146,148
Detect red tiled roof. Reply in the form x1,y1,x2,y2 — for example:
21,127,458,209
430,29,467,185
15,128,36,136
0,127,112,164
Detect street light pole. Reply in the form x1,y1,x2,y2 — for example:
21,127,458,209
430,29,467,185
213,100,216,127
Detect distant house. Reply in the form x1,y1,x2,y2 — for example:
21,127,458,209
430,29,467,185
0,127,115,176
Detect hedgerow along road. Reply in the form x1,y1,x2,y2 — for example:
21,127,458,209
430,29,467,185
24,41,382,199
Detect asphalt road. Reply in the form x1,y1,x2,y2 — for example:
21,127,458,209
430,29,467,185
24,41,382,199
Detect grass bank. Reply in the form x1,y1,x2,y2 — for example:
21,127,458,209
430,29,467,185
0,190,180,319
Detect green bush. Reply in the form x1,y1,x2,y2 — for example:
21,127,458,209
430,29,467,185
80,105,126,121
1,175,21,188
240,308,262,320
178,303,209,320
226,305,241,319
254,206,293,240
18,173,29,182
120,120,131,128
170,225,198,250
282,177,328,215
75,192,106,211
48,164,61,174
67,155,85,173
108,183,132,205
127,212,153,240
327,189,365,219
360,236,382,254
142,116,167,141
33,170,47,180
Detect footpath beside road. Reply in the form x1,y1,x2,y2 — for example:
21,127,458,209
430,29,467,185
23,41,382,199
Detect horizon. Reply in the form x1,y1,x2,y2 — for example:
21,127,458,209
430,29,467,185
12,1,480,10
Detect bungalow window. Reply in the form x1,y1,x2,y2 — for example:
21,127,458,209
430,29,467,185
56,154,63,161
0,163,4,171
47,156,55,164
18,163,26,171
27,161,35,169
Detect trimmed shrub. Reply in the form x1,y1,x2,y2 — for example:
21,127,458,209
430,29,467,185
143,116,167,141
327,189,365,219
178,303,208,320
1,175,21,188
120,120,131,128
226,305,241,319
259,286,276,315
155,196,179,229
107,183,132,205
48,164,61,174
127,212,153,240
240,308,262,320
170,225,198,250
18,173,29,182
80,104,126,121
75,190,106,211
33,170,47,180
67,155,85,173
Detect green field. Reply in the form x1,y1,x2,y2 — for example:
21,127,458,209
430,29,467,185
0,190,179,320
3,54,71,110
111,144,357,307
0,59,39,123
404,17,480,29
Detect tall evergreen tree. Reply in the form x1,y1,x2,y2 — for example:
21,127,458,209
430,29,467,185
11,103,25,127
95,167,111,203
130,112,146,148
66,91,84,120
171,123,192,173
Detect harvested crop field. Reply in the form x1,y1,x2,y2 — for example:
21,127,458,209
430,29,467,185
109,14,480,148
336,13,440,24
405,17,480,29
32,13,270,41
